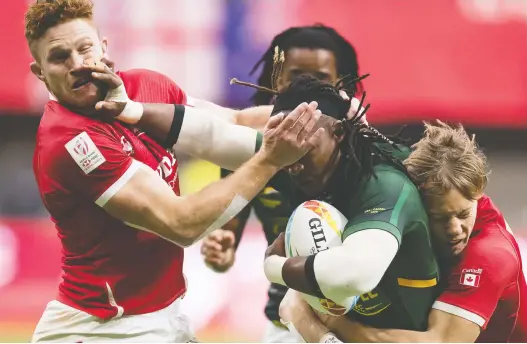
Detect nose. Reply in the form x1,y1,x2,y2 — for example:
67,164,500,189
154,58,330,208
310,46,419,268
446,217,463,239
69,52,86,73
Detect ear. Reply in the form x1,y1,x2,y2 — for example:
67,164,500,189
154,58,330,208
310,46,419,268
101,37,109,58
332,120,346,143
30,61,45,82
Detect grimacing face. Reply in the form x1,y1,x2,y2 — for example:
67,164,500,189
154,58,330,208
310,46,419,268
30,19,108,112
425,188,481,258
276,47,339,92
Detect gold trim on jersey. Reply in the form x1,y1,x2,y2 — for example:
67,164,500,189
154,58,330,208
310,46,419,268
397,277,437,288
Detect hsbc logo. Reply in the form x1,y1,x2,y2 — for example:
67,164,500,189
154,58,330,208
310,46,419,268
460,268,483,287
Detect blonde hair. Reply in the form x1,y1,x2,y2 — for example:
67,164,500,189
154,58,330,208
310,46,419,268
25,0,94,56
405,121,489,200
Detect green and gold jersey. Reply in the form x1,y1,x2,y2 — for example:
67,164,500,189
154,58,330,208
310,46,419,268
331,143,439,330
275,143,440,331
342,160,439,331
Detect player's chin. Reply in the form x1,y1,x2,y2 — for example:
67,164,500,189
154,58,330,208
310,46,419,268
450,241,468,256
293,177,320,197
70,87,103,112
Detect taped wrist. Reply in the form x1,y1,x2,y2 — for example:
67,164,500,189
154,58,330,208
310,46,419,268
305,254,326,299
320,332,342,343
116,101,144,124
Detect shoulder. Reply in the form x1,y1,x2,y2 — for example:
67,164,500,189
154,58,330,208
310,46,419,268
362,164,420,200
119,68,173,84
475,195,507,230
118,68,187,104
40,102,116,147
38,105,120,171
460,229,519,283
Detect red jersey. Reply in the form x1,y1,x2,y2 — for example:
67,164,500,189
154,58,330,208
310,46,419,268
433,195,527,342
34,69,189,319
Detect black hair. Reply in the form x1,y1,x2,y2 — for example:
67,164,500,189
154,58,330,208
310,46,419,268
250,24,361,106
271,74,409,196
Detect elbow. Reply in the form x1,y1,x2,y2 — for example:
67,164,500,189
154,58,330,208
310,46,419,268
159,214,200,248
325,272,381,299
319,271,382,301
172,233,196,248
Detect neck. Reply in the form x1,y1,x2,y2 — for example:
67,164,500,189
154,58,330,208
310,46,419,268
321,149,342,188
313,148,344,202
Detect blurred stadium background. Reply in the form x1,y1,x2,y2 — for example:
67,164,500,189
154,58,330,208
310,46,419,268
0,0,526,342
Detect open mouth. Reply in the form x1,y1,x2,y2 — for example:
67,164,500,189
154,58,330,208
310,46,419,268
72,76,93,89
448,239,463,247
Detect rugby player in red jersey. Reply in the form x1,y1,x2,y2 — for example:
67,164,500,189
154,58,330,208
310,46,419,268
279,122,527,343
26,0,324,342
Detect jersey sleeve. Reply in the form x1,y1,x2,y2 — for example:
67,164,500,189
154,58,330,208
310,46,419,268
341,168,424,245
432,235,518,329
121,68,188,105
48,124,138,206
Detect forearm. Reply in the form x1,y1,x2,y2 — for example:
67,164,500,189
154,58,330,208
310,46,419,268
292,315,426,343
137,104,262,171
265,250,370,302
189,97,273,130
265,230,398,305
220,168,251,249
135,103,176,145
293,312,333,343
173,152,278,246
335,324,431,343
222,202,251,250
235,105,273,130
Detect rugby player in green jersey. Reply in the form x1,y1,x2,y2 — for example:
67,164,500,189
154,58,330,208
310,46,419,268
200,25,365,343
259,74,440,332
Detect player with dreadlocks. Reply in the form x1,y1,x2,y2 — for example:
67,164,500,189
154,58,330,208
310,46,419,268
256,72,441,334
200,25,366,343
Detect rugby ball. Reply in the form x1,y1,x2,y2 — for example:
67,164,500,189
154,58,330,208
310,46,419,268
284,200,355,316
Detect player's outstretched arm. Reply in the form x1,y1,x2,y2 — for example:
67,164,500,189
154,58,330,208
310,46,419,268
98,102,266,172
102,102,323,247
141,104,266,171
280,291,480,343
347,309,480,343
187,96,273,130
264,229,397,306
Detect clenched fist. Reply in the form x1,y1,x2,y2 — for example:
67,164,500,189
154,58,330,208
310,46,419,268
200,229,236,272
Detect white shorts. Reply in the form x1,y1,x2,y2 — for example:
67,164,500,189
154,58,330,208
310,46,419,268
261,320,303,343
32,298,195,343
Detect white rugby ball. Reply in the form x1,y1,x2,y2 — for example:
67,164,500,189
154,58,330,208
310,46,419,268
284,200,354,316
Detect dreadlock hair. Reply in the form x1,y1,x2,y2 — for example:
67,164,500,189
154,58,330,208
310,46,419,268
250,24,361,106
273,74,409,193
233,64,408,197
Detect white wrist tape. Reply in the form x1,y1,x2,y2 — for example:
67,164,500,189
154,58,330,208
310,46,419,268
116,101,144,124
264,255,287,285
193,194,249,244
320,332,342,343
105,83,144,124
105,83,129,103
